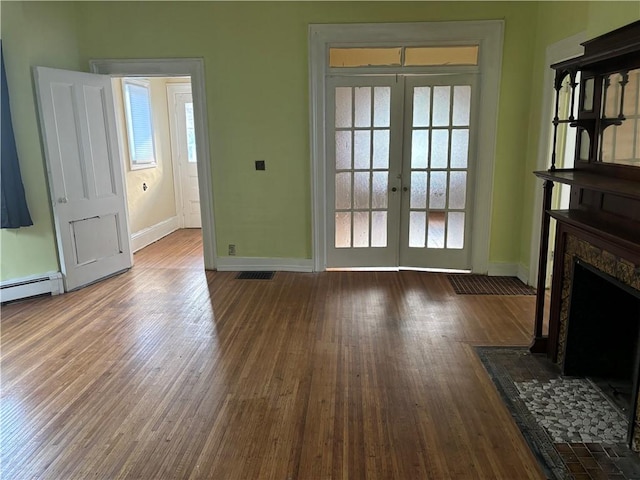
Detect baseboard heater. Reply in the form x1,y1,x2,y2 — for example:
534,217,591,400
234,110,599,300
0,272,64,303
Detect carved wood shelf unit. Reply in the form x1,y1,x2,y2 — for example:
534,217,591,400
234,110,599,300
531,21,640,355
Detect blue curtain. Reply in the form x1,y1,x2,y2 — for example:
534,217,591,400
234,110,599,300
1,42,33,229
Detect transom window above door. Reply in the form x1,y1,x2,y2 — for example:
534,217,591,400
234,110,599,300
329,45,479,68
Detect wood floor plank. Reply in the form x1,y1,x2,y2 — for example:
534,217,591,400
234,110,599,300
1,229,545,479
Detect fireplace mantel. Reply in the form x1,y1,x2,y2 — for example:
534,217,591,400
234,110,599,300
530,21,640,355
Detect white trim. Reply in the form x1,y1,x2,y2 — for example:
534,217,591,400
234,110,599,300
528,32,586,286
89,58,217,270
1,272,64,303
487,262,519,277
130,216,180,253
216,257,314,273
309,21,504,273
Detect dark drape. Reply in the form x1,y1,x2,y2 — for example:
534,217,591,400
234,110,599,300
1,42,33,229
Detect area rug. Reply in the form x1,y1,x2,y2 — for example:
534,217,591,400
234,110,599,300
448,275,536,295
476,346,640,480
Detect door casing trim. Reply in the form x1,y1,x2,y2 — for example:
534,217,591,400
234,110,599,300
309,21,504,273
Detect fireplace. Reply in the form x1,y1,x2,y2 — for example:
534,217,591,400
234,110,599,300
563,260,640,440
549,229,640,448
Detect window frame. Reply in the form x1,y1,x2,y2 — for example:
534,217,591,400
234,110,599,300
122,78,157,170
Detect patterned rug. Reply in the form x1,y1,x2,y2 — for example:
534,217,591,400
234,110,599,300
476,346,640,480
448,275,536,295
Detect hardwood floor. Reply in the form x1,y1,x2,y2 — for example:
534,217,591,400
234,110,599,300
1,229,544,479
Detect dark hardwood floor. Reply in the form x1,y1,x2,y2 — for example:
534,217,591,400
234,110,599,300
1,229,544,479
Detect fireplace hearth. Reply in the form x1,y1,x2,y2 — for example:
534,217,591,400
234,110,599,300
563,261,640,435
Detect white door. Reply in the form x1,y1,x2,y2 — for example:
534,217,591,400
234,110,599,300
34,67,132,291
326,74,477,270
326,76,404,267
167,84,201,228
400,75,477,270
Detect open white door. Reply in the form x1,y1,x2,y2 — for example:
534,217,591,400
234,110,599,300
34,67,132,291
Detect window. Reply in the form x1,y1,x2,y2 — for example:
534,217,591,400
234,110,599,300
122,78,156,169
329,45,479,68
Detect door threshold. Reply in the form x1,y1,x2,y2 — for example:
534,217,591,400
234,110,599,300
326,267,471,273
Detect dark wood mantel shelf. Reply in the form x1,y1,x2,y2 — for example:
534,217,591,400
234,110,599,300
548,210,640,254
534,169,640,200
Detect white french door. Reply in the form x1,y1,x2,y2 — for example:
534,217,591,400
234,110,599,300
326,74,477,270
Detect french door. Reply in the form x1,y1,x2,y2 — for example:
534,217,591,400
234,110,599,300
326,74,477,270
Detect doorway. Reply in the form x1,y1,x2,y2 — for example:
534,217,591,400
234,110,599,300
90,58,217,270
112,76,202,255
326,74,476,270
309,21,504,273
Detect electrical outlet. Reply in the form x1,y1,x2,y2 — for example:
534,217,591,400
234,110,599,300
228,244,236,256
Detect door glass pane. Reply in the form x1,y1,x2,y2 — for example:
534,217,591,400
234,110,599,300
431,130,449,169
335,131,352,170
448,172,466,209
372,172,388,208
374,87,390,127
405,46,478,66
353,212,369,247
413,87,431,127
335,172,352,209
429,171,447,209
354,131,371,169
371,211,387,247
335,212,351,248
427,211,445,248
373,130,389,169
411,130,428,169
432,86,451,126
335,87,352,128
329,48,401,67
450,130,469,168
447,212,465,249
354,172,370,209
354,87,371,127
410,172,427,209
409,211,426,247
452,86,471,126
185,103,197,163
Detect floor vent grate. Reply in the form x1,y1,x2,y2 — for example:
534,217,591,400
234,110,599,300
236,271,275,280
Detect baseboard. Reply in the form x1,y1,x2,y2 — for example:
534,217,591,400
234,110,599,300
131,216,180,253
0,271,64,303
216,257,314,273
487,262,519,277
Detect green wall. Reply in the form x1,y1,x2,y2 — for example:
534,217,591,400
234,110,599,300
0,2,81,280
1,1,637,282
75,1,539,263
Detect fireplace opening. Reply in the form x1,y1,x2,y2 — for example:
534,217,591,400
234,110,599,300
563,261,640,420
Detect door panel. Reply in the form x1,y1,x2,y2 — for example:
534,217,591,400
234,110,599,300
326,77,403,268
399,75,477,270
34,67,132,291
168,85,201,228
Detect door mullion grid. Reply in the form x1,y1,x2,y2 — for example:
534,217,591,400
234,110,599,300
368,87,374,247
426,85,435,248
350,87,356,248
445,85,455,249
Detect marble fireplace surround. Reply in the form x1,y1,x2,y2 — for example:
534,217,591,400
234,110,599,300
549,223,640,449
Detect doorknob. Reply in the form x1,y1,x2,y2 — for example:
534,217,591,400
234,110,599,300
391,187,397,192
403,187,408,192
